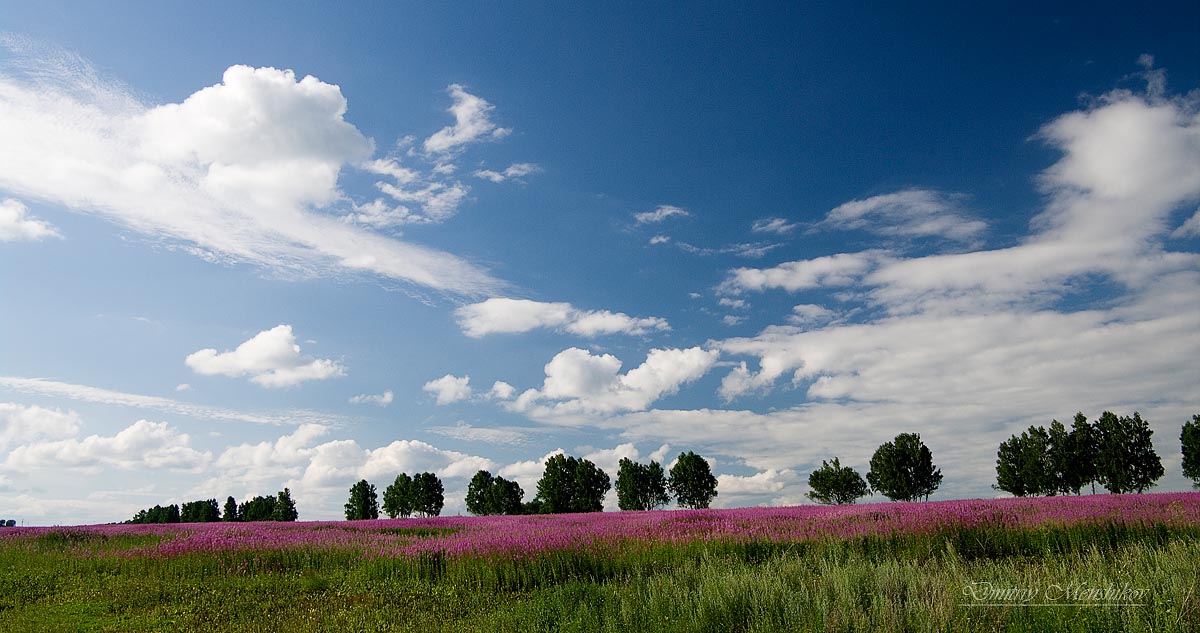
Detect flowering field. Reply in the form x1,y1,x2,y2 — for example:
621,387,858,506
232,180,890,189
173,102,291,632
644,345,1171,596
2,493,1199,632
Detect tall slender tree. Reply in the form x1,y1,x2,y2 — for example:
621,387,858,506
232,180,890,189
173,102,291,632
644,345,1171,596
412,472,445,518
273,488,299,521
222,496,239,522
344,479,379,520
1068,413,1098,494
1095,412,1163,494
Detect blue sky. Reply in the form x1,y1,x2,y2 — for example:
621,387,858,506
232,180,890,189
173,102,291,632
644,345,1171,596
1,3,1198,524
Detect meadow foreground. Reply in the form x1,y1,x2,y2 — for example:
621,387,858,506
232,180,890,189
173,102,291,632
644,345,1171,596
2,493,1198,632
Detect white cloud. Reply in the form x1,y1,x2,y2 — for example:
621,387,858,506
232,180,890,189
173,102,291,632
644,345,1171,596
185,325,345,388
474,162,540,183
721,251,886,294
489,381,516,400
199,424,495,519
349,390,393,407
511,346,720,417
0,376,339,426
715,468,797,500
634,205,690,224
174,383,192,392
722,315,747,326
751,217,798,235
0,198,59,241
0,403,81,450
0,43,500,295
677,241,783,258
788,304,836,326
455,297,670,338
498,448,565,495
4,420,210,473
423,84,511,154
360,439,495,481
423,374,472,405
861,91,1200,314
719,298,749,310
821,189,985,245
649,235,671,245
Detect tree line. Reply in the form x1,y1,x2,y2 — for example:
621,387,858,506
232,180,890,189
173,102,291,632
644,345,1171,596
804,413,1199,506
116,413,1200,523
126,488,299,524
0,519,15,528
344,451,720,519
994,412,1197,497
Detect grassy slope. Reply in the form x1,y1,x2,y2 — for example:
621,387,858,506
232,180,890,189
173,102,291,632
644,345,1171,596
0,523,1197,632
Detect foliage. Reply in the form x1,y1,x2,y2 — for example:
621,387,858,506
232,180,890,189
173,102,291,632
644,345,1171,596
1064,412,1099,495
273,488,299,522
534,454,611,513
239,495,278,522
615,458,671,511
668,451,718,509
465,470,524,516
995,425,1053,497
411,472,445,518
1183,414,1200,487
806,457,868,505
344,479,379,521
128,504,180,524
383,474,415,519
222,496,240,522
867,433,942,501
180,499,220,523
1095,411,1164,494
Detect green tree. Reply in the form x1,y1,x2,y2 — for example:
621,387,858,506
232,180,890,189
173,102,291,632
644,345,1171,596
995,425,1052,497
466,470,525,516
1068,413,1098,495
669,451,718,510
615,458,671,511
239,495,277,522
465,470,495,515
1045,419,1071,495
344,479,379,520
868,433,943,502
534,454,611,513
180,499,220,522
412,472,445,518
273,488,299,521
1182,414,1200,488
222,496,240,522
1095,411,1164,494
383,473,415,518
806,457,869,505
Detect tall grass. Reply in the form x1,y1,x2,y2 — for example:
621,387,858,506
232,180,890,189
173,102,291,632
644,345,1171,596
1,519,1196,631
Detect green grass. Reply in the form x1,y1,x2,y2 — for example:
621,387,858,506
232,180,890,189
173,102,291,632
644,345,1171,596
0,523,1196,632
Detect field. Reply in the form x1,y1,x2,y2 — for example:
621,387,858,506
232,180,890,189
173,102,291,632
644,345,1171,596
2,493,1198,632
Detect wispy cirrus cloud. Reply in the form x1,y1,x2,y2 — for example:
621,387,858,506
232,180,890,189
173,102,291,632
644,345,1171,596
0,376,341,426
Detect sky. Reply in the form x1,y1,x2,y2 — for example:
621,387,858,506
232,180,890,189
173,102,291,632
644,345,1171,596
1,2,1198,524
